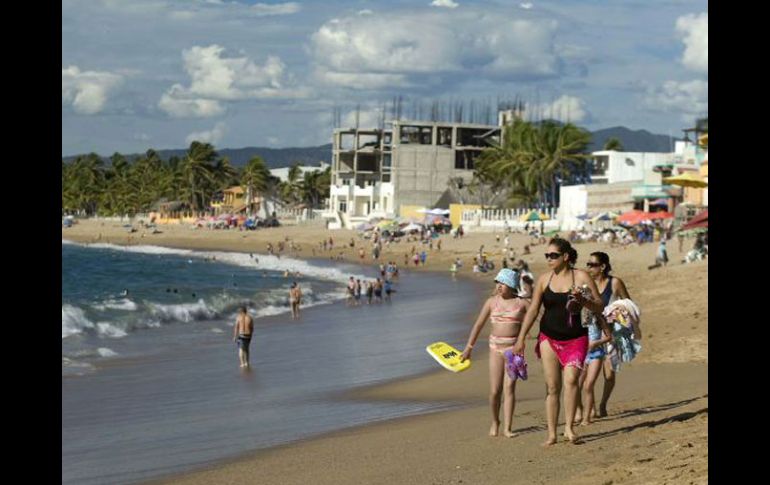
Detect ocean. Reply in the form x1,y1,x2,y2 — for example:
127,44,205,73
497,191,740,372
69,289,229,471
62,241,485,484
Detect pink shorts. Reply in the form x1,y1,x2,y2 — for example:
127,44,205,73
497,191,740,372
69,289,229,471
535,333,588,370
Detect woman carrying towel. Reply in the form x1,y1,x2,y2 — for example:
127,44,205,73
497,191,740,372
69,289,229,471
511,238,604,446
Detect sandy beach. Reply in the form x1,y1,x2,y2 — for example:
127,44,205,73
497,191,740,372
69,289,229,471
63,220,707,484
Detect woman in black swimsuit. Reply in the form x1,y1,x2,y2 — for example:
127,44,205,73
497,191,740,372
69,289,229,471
512,238,605,446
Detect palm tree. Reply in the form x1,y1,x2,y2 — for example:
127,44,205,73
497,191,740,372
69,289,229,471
241,156,272,214
603,137,624,151
299,167,331,208
533,121,592,207
177,141,218,212
66,153,106,215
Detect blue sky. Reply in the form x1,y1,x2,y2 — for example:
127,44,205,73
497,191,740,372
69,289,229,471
62,0,708,156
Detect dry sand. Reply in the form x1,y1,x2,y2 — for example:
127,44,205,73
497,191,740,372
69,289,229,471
63,219,707,484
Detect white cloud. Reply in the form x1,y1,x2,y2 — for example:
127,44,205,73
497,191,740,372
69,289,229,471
676,12,707,73
158,85,226,118
251,2,300,16
186,121,226,145
520,3,533,9
645,79,708,120
526,95,587,123
314,69,410,90
62,65,124,115
342,106,385,129
430,0,458,8
310,11,560,88
159,44,308,117
358,9,373,16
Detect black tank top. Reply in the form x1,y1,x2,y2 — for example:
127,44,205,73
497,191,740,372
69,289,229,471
540,270,588,340
599,276,613,306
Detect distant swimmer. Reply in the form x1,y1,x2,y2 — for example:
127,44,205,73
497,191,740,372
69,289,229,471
233,306,254,368
289,282,302,320
121,289,129,297
191,293,196,298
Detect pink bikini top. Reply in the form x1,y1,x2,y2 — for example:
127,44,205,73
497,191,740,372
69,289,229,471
490,295,527,325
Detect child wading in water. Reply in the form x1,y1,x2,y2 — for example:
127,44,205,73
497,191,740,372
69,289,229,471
460,269,531,437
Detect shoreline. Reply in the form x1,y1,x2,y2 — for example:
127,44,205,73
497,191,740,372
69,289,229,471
62,221,708,484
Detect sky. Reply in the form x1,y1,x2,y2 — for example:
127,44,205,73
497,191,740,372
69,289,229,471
62,0,708,156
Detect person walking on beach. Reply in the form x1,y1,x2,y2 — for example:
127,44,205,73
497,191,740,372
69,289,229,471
289,282,302,320
511,238,604,445
366,280,374,304
420,250,427,266
233,307,254,368
460,269,531,438
581,252,631,419
374,278,383,302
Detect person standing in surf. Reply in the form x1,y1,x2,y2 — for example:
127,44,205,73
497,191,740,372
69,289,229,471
289,282,302,320
233,306,254,368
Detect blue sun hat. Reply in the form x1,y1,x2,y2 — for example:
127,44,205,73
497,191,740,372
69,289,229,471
494,268,519,290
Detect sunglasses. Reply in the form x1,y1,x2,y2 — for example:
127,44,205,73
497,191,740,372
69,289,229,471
586,262,601,268
544,252,562,260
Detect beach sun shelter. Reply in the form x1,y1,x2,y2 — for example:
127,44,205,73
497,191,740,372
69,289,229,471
663,172,708,188
520,210,550,222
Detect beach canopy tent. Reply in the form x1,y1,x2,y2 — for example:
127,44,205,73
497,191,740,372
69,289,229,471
402,222,424,232
591,211,619,223
617,210,647,225
417,208,451,216
520,210,550,222
663,172,708,188
425,215,452,226
377,219,399,230
647,211,673,220
649,198,670,206
680,209,708,231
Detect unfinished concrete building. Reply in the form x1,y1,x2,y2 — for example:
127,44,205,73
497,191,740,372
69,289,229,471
329,120,499,222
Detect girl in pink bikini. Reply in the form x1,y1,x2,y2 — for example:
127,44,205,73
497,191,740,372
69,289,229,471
460,268,530,438
511,238,604,446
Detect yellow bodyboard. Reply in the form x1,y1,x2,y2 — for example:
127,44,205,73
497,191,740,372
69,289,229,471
426,342,471,373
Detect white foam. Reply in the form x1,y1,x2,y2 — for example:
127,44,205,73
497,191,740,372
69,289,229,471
62,304,95,339
97,347,118,357
150,299,217,323
96,322,128,338
211,328,224,334
92,298,138,312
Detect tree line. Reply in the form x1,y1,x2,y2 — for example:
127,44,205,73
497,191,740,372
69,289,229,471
62,141,330,217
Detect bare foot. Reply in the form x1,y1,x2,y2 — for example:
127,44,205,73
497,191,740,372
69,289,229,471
541,437,557,447
503,430,519,438
579,420,591,427
598,406,608,418
489,422,500,437
563,431,581,444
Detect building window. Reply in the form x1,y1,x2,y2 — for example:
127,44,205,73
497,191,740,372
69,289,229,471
455,150,479,170
437,127,452,146
400,125,432,145
382,174,391,182
339,201,347,212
